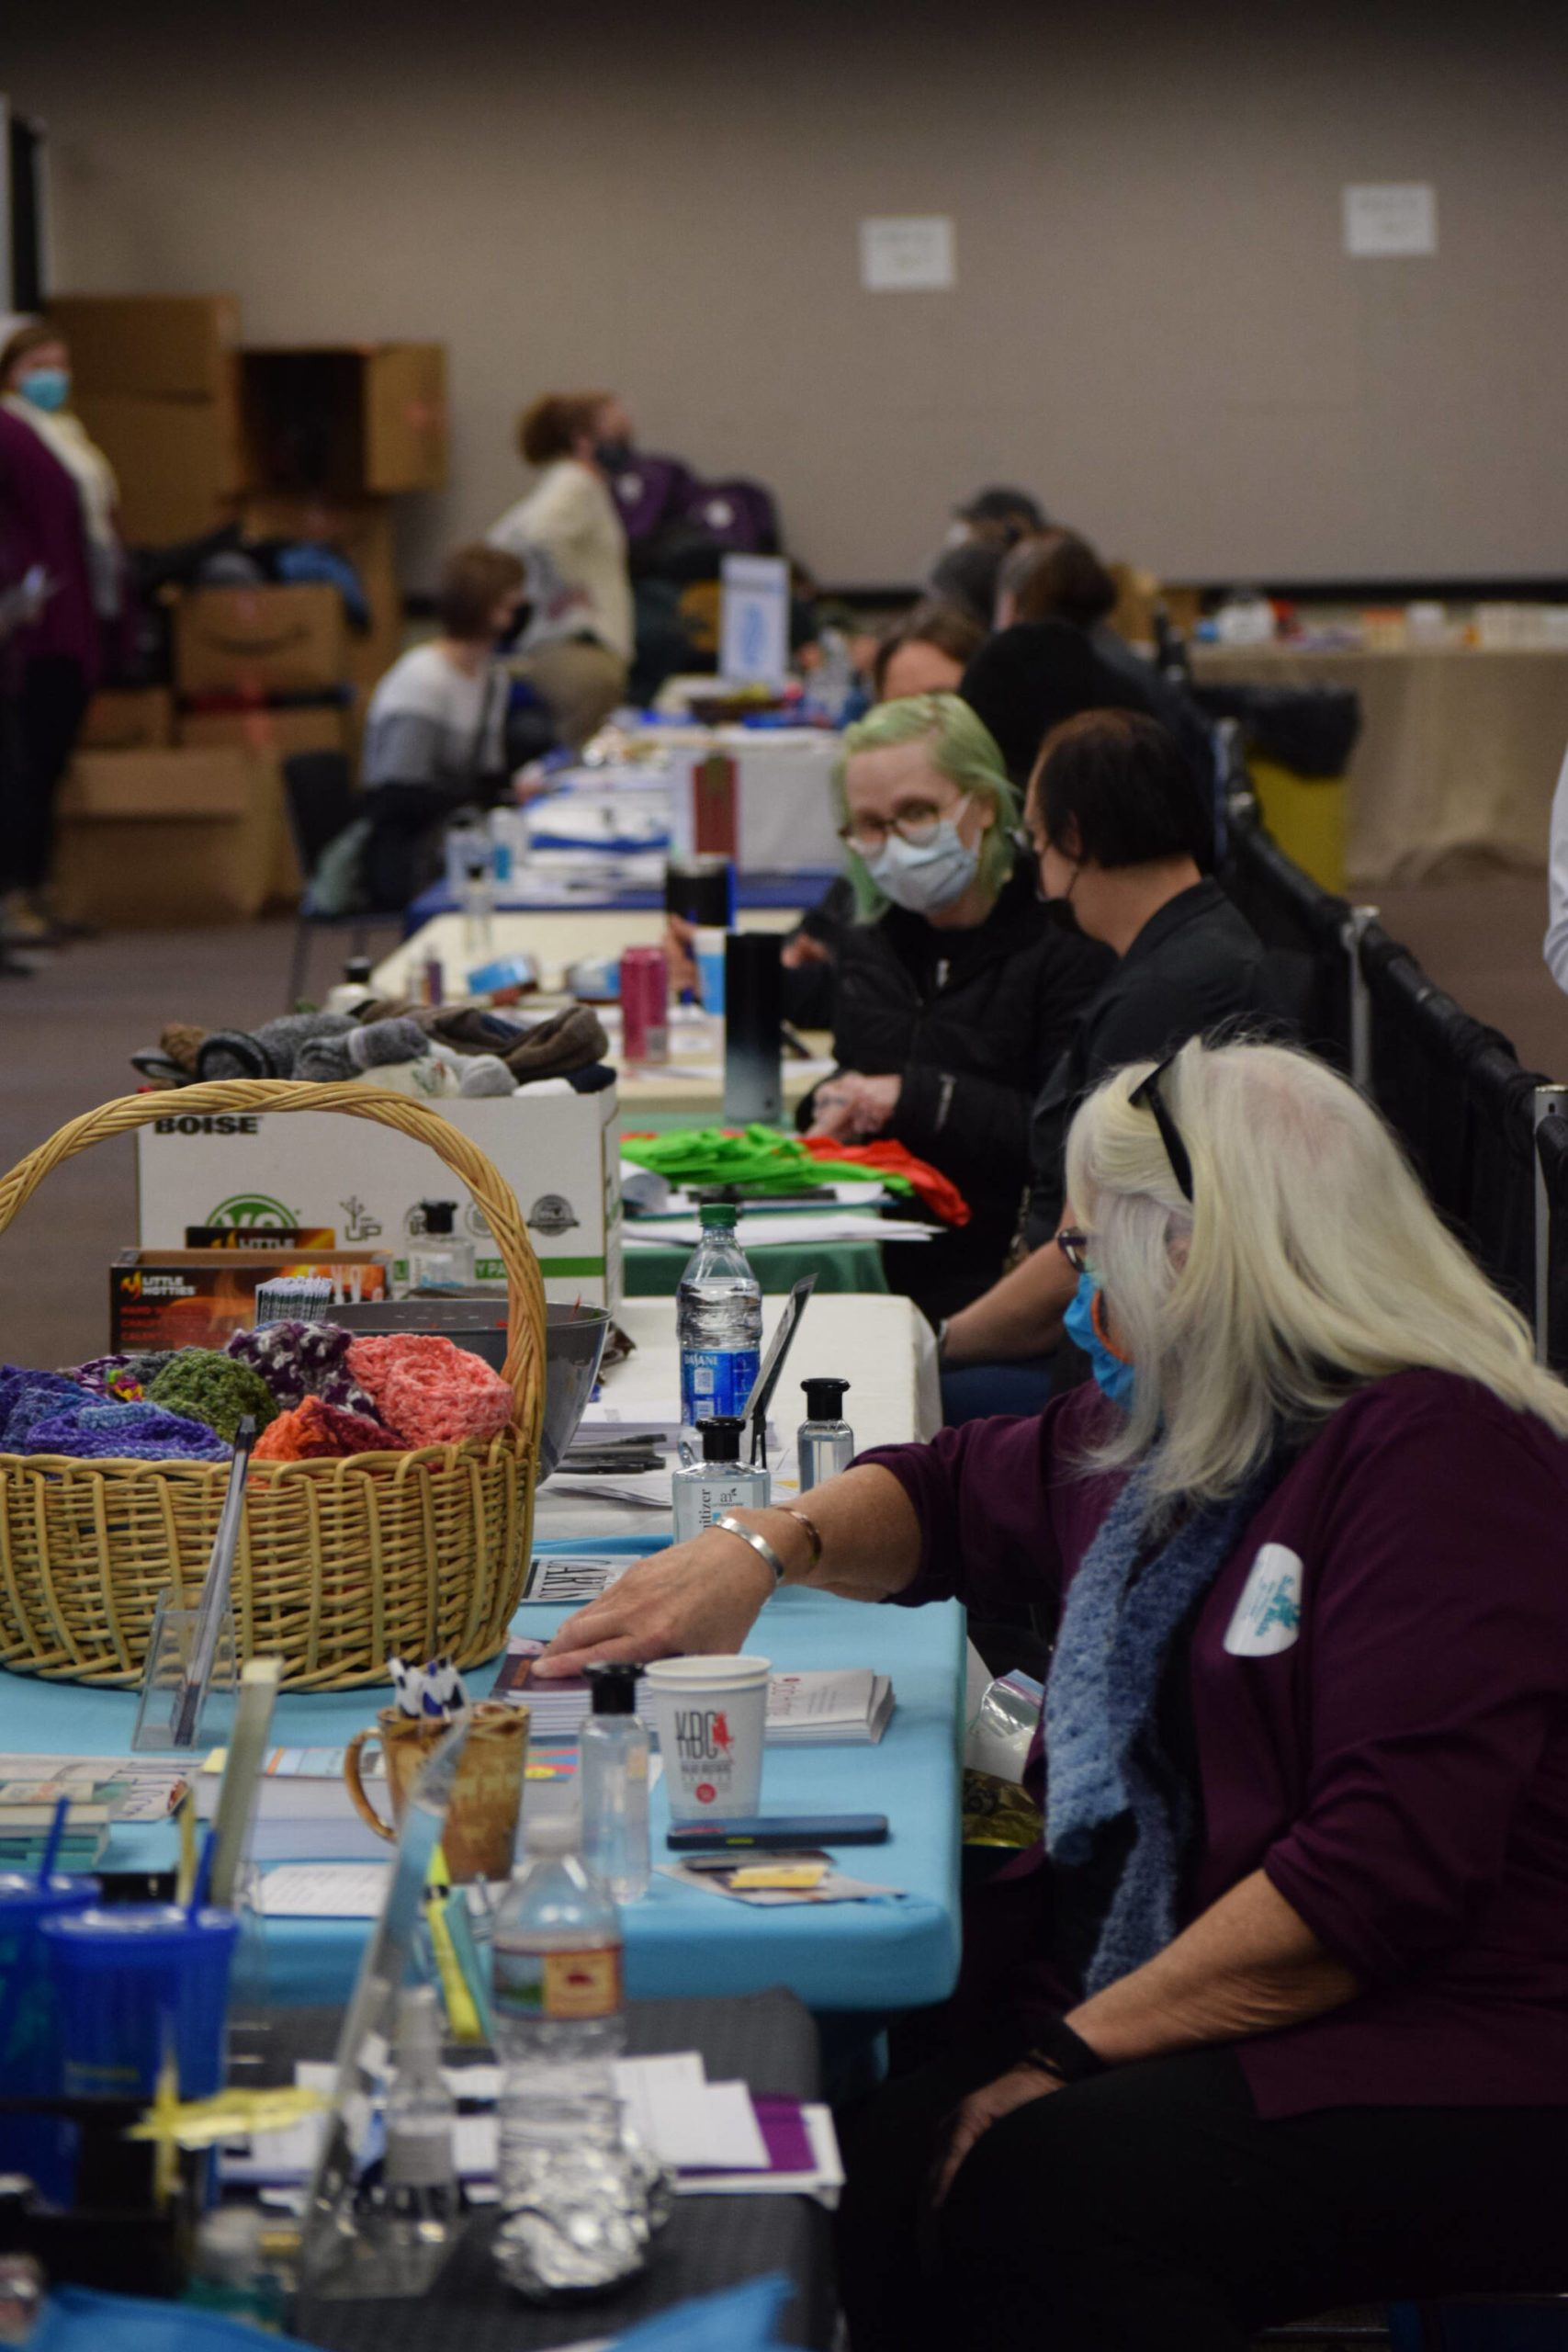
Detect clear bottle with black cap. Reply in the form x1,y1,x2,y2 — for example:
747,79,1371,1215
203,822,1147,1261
407,1199,475,1294
671,1413,769,1544
581,1663,650,1903
797,1379,853,1491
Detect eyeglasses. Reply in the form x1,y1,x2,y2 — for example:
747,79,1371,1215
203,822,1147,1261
1056,1225,1094,1274
1130,1052,1194,1203
838,793,968,854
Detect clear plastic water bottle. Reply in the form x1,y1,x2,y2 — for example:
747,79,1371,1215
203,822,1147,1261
677,1204,762,1460
581,1664,651,1903
491,1815,649,2299
460,841,495,962
373,1984,458,2291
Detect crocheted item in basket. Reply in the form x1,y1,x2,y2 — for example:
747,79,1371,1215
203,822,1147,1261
253,1396,406,1462
1,1372,94,1450
225,1321,380,1418
148,1349,280,1442
23,1400,231,1461
346,1334,514,1448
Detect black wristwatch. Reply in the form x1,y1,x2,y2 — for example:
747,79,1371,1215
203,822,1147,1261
1017,2015,1110,2086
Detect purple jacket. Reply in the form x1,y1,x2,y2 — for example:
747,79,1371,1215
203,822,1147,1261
865,1369,1568,2115
0,406,121,685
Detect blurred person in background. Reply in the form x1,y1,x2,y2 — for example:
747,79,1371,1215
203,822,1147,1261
872,598,988,702
487,390,635,748
0,316,129,945
325,544,525,913
926,485,1048,630
800,692,1111,1325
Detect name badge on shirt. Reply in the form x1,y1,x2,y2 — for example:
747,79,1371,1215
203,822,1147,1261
1224,1543,1303,1657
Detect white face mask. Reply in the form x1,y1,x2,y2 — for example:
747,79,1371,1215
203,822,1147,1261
863,797,980,915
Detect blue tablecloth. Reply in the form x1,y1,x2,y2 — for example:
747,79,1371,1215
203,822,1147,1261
402,868,840,933
0,1541,964,2017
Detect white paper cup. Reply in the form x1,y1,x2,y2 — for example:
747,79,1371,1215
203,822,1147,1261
644,1655,771,1823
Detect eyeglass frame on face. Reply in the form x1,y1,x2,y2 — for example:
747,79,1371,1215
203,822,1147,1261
838,789,971,854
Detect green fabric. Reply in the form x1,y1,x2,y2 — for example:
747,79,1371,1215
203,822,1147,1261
623,1238,887,1298
620,1124,913,1199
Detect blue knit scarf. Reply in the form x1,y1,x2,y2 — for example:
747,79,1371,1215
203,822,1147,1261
1043,1449,1280,1996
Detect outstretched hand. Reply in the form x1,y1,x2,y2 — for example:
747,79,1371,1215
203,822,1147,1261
534,1530,776,1677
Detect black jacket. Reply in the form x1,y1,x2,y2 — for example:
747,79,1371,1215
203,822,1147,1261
807,856,1113,1320
1023,877,1289,1247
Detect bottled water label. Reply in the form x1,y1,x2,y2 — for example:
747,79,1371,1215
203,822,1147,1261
494,1944,623,2021
681,1345,761,1427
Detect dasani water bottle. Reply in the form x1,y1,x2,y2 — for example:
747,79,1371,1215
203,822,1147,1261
676,1204,762,1460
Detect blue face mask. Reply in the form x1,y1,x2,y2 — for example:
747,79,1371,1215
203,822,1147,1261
1064,1271,1135,1409
17,368,70,413
863,796,979,915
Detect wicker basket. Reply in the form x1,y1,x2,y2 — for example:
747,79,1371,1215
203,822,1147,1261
0,1080,547,1690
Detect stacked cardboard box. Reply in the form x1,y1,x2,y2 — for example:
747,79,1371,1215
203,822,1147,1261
51,748,291,928
49,296,245,547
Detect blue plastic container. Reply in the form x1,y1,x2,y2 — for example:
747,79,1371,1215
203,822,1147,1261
41,1905,239,2100
0,1871,98,2199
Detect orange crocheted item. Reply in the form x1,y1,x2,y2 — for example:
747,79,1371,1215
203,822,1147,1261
252,1396,404,1462
796,1136,970,1227
345,1333,514,1448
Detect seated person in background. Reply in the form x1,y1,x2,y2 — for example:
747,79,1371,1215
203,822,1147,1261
925,484,1049,629
996,527,1213,776
355,545,525,912
800,692,1111,1326
536,1036,1568,2352
958,615,1155,787
938,710,1286,1418
487,390,635,748
872,598,987,702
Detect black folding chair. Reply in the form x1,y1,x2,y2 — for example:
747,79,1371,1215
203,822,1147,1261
280,750,398,1011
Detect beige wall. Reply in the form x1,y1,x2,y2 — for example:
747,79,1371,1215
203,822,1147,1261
12,0,1568,590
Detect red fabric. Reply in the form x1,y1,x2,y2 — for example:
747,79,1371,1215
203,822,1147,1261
253,1396,405,1461
346,1332,514,1447
797,1135,970,1227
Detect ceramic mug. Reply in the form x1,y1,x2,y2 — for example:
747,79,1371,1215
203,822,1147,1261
343,1699,529,1882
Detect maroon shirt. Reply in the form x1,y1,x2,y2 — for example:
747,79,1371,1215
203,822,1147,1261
0,406,124,685
864,1369,1568,2115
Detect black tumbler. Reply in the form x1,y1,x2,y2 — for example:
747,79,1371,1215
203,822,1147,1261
723,932,783,1125
664,856,735,928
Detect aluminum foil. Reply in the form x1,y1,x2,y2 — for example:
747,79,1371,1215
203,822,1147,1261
964,1668,1044,1782
492,2121,672,2301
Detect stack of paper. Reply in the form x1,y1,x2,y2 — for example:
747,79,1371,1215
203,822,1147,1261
0,1757,189,1871
195,1745,393,1863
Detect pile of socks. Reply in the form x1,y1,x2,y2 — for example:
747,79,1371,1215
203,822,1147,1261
130,1001,615,1102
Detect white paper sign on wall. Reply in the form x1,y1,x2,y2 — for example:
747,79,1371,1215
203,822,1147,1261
1343,184,1438,258
859,216,956,291
720,553,790,685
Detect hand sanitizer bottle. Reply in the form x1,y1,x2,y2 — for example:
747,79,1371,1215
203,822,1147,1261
581,1663,650,1902
671,1413,769,1544
407,1200,476,1293
796,1379,853,1491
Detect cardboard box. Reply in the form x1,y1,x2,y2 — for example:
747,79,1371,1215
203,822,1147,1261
236,493,401,692
175,584,347,699
178,704,348,756
53,748,290,926
74,390,244,547
136,1089,624,1311
79,687,175,752
240,345,447,495
109,1247,392,1352
48,295,242,400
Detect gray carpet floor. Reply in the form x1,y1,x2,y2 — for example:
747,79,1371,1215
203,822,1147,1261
2,871,1564,1373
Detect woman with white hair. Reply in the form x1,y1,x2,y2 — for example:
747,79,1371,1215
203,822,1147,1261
802,690,1110,1321
536,1036,1568,2348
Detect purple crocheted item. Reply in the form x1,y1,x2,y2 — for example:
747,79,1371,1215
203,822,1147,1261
22,1401,231,1462
71,1351,175,1398
225,1321,381,1419
1,1374,93,1452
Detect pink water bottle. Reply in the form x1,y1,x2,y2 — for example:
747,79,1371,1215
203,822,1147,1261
619,945,669,1066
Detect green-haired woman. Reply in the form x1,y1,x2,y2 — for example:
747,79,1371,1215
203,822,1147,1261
805,691,1109,1325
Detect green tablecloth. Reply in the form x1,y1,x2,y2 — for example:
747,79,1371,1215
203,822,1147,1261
623,1238,887,1296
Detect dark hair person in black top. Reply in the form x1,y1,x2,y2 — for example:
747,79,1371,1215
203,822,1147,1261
938,709,1287,1417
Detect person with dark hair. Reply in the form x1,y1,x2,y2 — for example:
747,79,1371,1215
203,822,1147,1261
0,315,130,944
958,617,1152,786
487,390,634,747
953,485,1047,547
936,709,1285,1414
997,528,1213,777
872,598,988,701
347,544,526,911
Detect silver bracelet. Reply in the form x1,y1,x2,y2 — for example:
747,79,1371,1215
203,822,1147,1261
714,1513,787,1585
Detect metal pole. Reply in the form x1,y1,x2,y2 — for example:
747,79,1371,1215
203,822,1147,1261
1531,1084,1568,1367
1342,906,1379,1098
